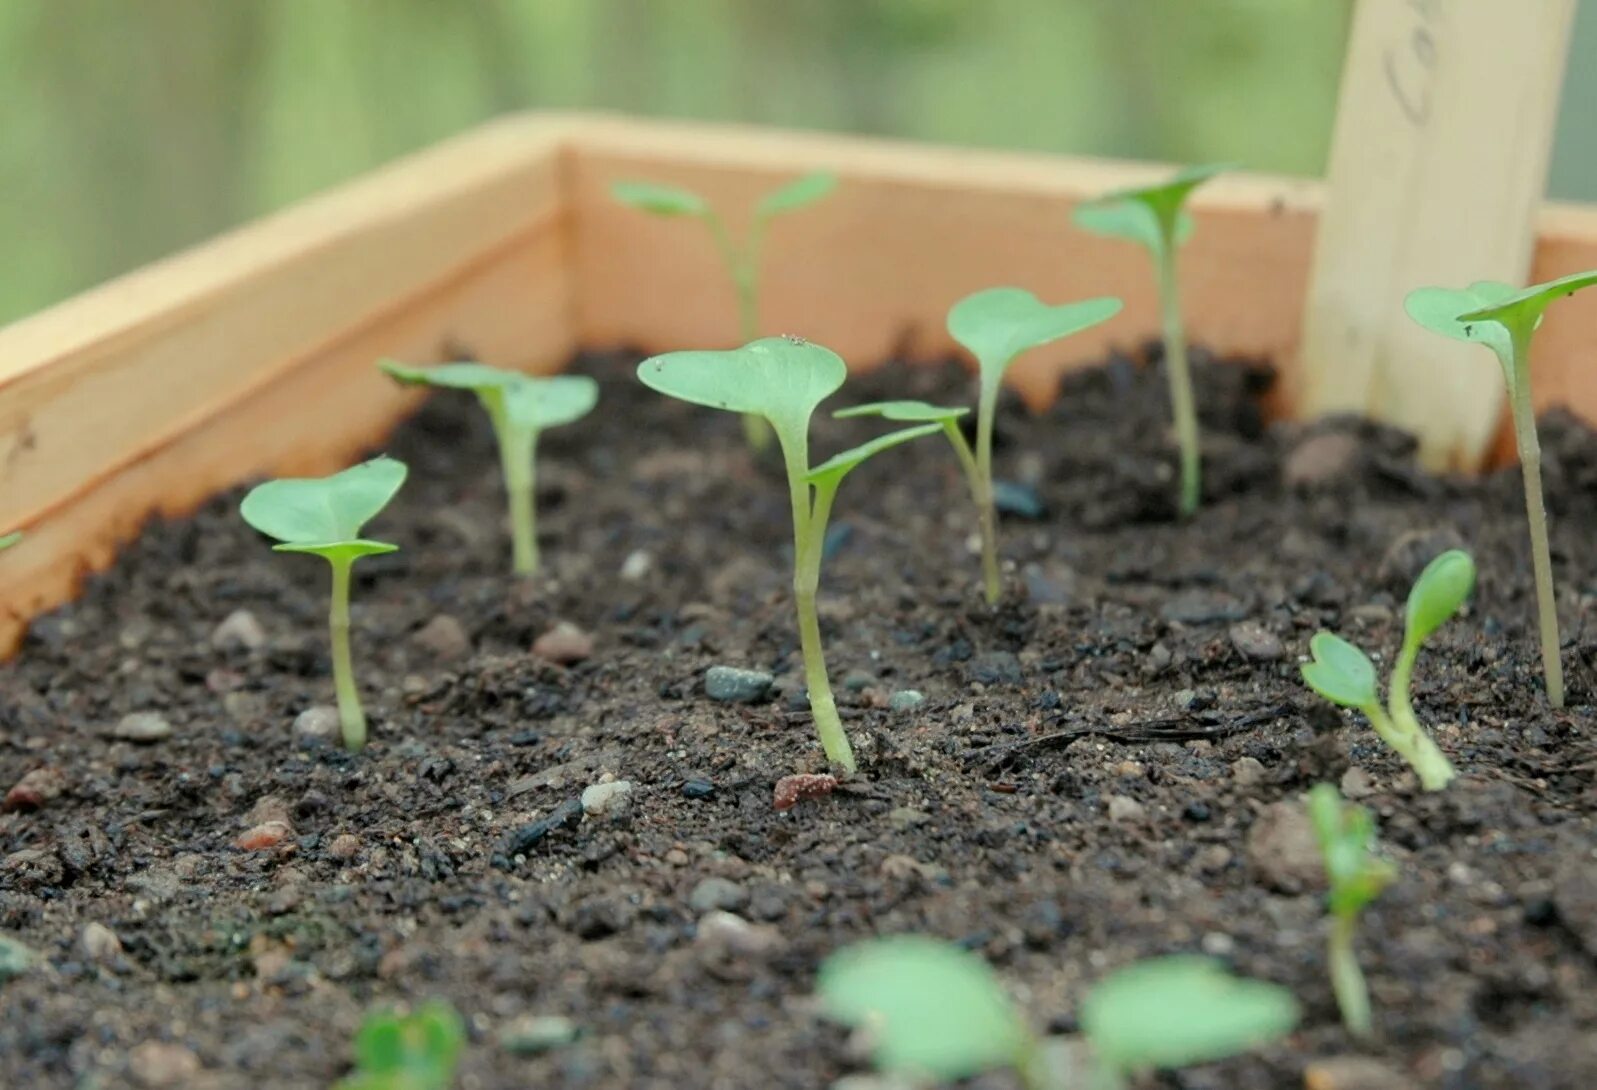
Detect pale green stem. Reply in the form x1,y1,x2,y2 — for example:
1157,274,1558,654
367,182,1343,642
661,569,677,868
327,557,366,753
495,423,538,576
1329,912,1373,1040
1362,693,1453,792
942,420,999,605
1507,327,1564,708
1156,244,1201,517
974,383,1003,605
707,212,773,453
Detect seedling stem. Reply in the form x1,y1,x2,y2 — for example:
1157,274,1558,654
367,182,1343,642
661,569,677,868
327,557,365,752
1157,243,1201,516
1505,322,1562,708
493,416,539,575
1328,912,1370,1039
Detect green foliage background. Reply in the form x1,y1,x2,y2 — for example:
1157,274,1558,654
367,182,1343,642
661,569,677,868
2,0,1593,324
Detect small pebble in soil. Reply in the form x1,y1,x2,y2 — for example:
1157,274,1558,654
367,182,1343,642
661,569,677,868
532,621,594,664
114,712,172,744
3,767,65,812
211,608,268,651
619,549,654,582
1228,620,1284,661
992,480,1045,518
80,921,123,964
967,651,1022,685
1303,1055,1418,1090
499,1014,580,1056
1231,756,1268,786
680,779,715,800
689,877,749,914
580,780,635,819
1247,799,1324,894
1107,795,1145,823
695,910,785,959
327,834,361,860
842,669,875,692
887,689,925,712
1160,590,1246,625
0,934,35,981
129,1041,201,1088
1340,766,1377,799
705,665,774,704
234,821,293,852
1183,800,1211,823
1283,430,1361,490
411,614,472,662
292,706,341,749
773,773,838,812
888,807,930,830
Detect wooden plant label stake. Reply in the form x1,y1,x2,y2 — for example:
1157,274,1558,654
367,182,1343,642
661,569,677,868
1298,0,1574,469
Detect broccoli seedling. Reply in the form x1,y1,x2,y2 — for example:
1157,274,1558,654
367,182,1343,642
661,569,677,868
1073,164,1230,516
1301,549,1475,791
818,938,1297,1090
612,171,837,451
336,1000,465,1090
638,337,938,772
1308,783,1395,1040
940,287,1123,603
380,361,597,575
0,531,20,551
1406,269,1597,708
240,456,407,753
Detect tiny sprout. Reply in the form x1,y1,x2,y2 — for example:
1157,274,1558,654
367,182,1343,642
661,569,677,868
1406,269,1597,708
380,361,597,576
336,1000,465,1090
612,171,837,451
1301,549,1476,791
1308,783,1396,1040
941,287,1123,602
240,456,407,752
1074,164,1230,516
0,531,20,551
638,337,937,772
818,938,1297,1090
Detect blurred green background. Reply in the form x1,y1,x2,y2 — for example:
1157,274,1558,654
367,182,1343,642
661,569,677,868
3,0,1594,325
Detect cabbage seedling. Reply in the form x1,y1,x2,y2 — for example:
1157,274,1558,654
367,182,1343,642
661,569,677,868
1073,164,1229,516
613,171,837,451
1308,783,1395,1040
380,360,598,575
944,287,1123,602
638,337,937,772
1406,270,1597,708
818,938,1297,1090
336,1000,465,1090
1301,549,1476,791
240,456,407,753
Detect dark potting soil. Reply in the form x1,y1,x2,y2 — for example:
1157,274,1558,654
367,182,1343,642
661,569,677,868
3,345,1597,1090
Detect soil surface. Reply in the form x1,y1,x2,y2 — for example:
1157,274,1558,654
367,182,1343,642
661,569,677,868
4,346,1597,1090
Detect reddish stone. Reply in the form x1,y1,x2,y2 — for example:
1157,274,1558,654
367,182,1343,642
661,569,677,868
234,821,293,851
3,767,65,813
772,773,838,812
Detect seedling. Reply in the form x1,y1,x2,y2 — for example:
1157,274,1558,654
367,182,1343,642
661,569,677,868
941,287,1123,602
1406,270,1597,708
818,938,1297,1090
380,361,597,575
240,456,407,752
638,337,937,772
1301,549,1476,791
1074,164,1229,516
0,531,19,551
612,171,837,451
1308,783,1395,1040
336,1000,465,1090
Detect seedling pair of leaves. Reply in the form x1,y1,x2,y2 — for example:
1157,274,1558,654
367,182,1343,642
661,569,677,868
1406,269,1597,709
614,171,837,451
637,336,937,772
240,456,407,752
842,286,1122,604
818,937,1298,1090
336,1000,465,1090
380,360,598,575
1073,163,1231,517
1301,549,1475,791
1308,783,1395,1040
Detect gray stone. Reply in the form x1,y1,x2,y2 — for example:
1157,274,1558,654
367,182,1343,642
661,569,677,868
1247,798,1324,894
619,550,654,582
499,1014,580,1056
1340,766,1378,799
688,876,748,914
705,665,774,703
292,706,341,749
114,712,172,744
968,651,1022,685
1231,756,1268,786
1161,590,1247,625
80,921,123,963
1107,795,1146,823
842,669,875,692
0,934,34,981
1283,431,1361,490
411,614,471,662
580,780,635,819
211,609,267,651
887,689,926,712
1228,620,1284,661
695,910,784,959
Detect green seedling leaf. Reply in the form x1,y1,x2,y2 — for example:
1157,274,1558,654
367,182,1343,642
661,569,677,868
0,531,20,551
757,170,838,219
1308,783,1395,918
1301,631,1379,709
947,287,1123,391
805,424,942,491
1403,282,1521,377
240,456,407,561
1072,163,1231,254
637,337,846,446
1404,549,1475,648
818,936,1031,1081
834,399,969,425
340,1000,465,1090
1457,268,1597,328
1081,955,1299,1075
382,361,598,432
609,180,708,218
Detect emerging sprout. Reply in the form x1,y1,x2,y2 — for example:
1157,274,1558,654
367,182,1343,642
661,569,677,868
1074,164,1229,516
335,1000,465,1090
612,171,837,451
818,937,1297,1090
1301,549,1475,791
938,287,1123,603
240,456,407,752
638,337,937,772
1308,783,1395,1041
1406,269,1597,708
380,361,597,576
0,531,20,551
